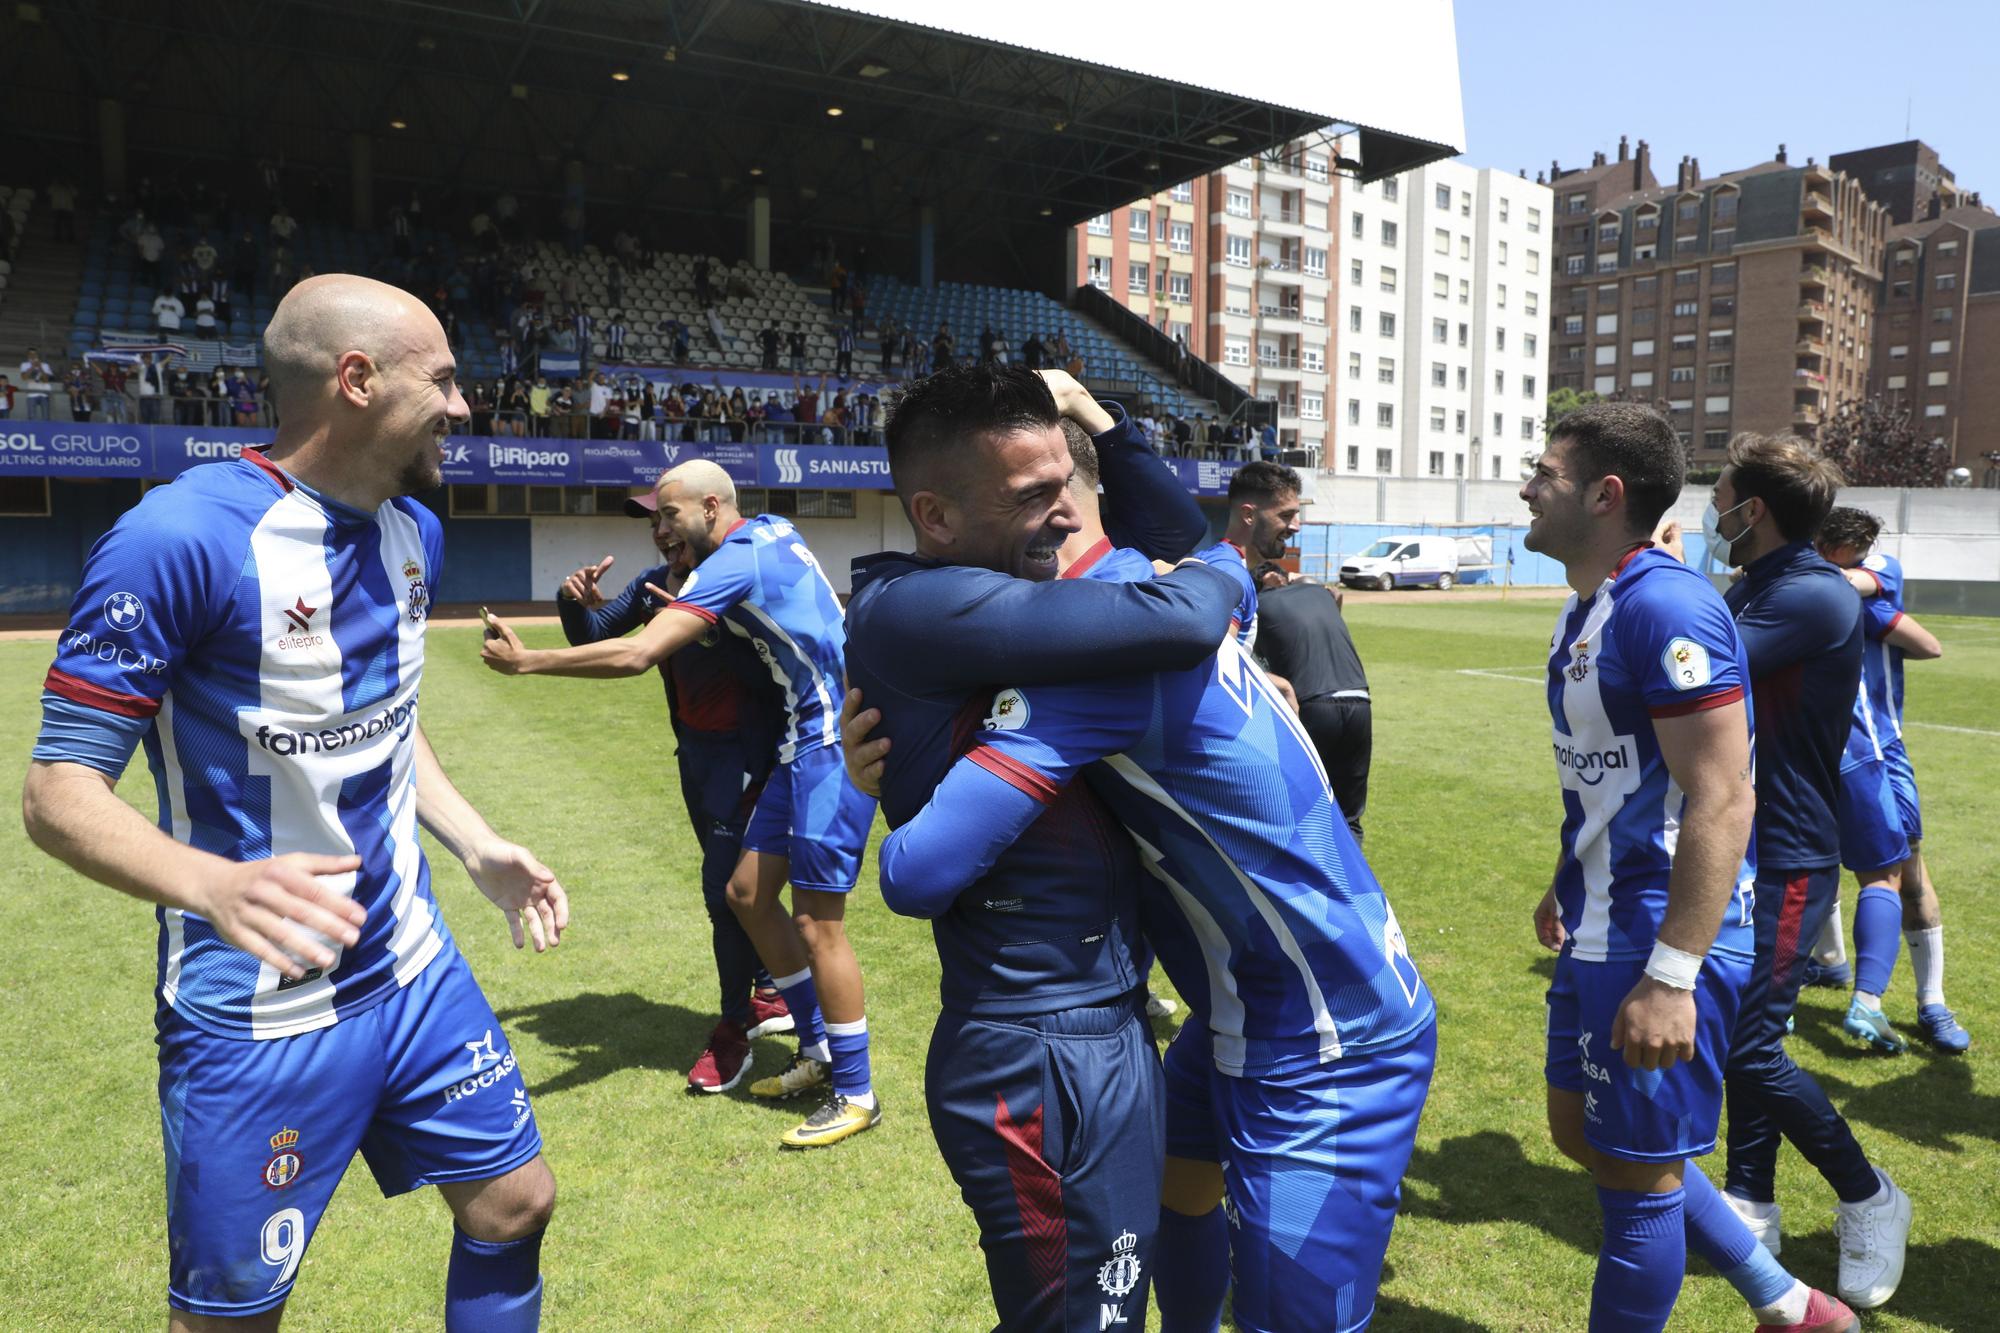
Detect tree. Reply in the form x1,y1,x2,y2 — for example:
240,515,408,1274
1541,387,1598,439
1818,396,1949,488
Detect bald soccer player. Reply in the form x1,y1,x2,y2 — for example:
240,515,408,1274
24,275,569,1330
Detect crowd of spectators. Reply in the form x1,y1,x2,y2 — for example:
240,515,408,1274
0,343,273,428
460,370,886,445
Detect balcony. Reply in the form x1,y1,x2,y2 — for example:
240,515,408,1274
1800,265,1829,289
1260,209,1305,234
1803,191,1833,224
1257,259,1303,285
1257,305,1302,326
1794,368,1826,387
1276,404,1301,420
1802,226,1833,251
1798,300,1828,325
1795,335,1826,357
1792,402,1823,426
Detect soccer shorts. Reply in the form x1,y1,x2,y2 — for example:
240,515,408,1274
1545,949,1749,1164
742,743,877,892
925,995,1163,1332
1838,757,1911,876
156,947,543,1317
1882,739,1923,845
1160,1020,1437,1333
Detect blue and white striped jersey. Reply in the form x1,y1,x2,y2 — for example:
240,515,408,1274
1858,552,1907,737
1195,539,1259,650
669,515,847,764
36,453,452,1039
1544,547,1757,963
880,544,1434,1077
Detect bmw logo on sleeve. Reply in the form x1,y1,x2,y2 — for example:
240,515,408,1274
103,591,147,632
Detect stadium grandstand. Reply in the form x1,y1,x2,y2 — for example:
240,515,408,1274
0,0,1463,612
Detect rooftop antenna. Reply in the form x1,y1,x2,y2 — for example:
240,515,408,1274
1905,95,1911,139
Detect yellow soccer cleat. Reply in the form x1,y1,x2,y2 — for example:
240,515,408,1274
780,1093,882,1149
749,1051,828,1099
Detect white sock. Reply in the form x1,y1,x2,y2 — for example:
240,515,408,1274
1906,927,1946,1006
1753,1280,1810,1325
801,1040,831,1064
846,1090,877,1110
1814,900,1847,966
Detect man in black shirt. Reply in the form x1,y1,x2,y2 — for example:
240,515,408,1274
1253,569,1373,843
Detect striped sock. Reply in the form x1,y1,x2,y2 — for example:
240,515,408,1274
824,1016,873,1105
771,966,828,1059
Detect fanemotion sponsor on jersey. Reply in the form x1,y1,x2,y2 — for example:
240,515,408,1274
1551,735,1636,787
253,698,419,756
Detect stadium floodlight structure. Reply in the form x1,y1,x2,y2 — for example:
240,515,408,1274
14,0,1464,287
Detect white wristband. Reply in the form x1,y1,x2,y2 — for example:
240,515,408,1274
1644,941,1704,991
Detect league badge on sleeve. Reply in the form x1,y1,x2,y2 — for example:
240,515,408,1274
984,687,1029,732
1663,638,1711,691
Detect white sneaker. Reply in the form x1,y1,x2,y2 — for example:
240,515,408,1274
1723,1190,1782,1257
1145,993,1179,1019
1835,1170,1910,1310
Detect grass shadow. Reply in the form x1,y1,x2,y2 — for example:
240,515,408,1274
1788,1053,1999,1154
1400,1130,1600,1255
1525,954,1557,983
496,989,798,1101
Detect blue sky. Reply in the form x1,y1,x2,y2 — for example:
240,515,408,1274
1452,0,1996,200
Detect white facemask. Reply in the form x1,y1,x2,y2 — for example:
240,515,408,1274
1701,498,1754,566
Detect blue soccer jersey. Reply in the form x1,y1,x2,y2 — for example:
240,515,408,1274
669,514,848,763
1196,538,1259,649
33,452,453,1039
1544,547,1757,964
1858,552,1907,735
879,606,1434,1077
1840,676,1895,774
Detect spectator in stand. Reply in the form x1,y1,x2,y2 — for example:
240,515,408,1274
850,392,877,446
165,365,191,426
903,329,925,377
792,373,824,439
65,362,94,422
760,322,782,371
745,390,768,442
48,178,78,242
1050,328,1074,369
176,252,203,307
637,382,660,441
151,287,185,336
18,350,55,420
849,280,867,330
703,304,734,352
504,377,531,436
208,274,233,325
494,189,519,238
135,217,166,290
230,226,259,301
693,255,714,308
498,332,519,382
878,319,898,375
829,259,849,314
257,369,276,427
931,321,954,368
787,323,807,373
551,380,578,435
823,392,849,445
269,243,295,297
1260,422,1280,461
191,234,218,275
588,372,614,439
98,359,130,423
269,203,299,247
135,352,163,424
194,290,219,337
661,383,687,439
469,380,495,435
1021,330,1045,370
656,316,690,364
0,374,12,419
978,324,998,364
835,323,855,379
530,376,553,437
230,368,259,428
605,312,628,363
725,388,749,443
572,306,595,372
606,257,626,311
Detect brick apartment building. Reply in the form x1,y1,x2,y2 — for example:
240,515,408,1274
1546,137,1888,459
1835,140,2000,470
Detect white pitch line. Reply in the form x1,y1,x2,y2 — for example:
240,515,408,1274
1457,667,1543,684
1908,721,2000,738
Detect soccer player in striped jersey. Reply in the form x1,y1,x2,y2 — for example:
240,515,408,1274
1810,509,1966,1052
1211,459,1305,653
24,276,567,1330
481,460,881,1147
1520,403,1853,1333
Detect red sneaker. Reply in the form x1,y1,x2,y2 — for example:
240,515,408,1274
688,1019,750,1093
1757,1289,1859,1333
747,989,794,1040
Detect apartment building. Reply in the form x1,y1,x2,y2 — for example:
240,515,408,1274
1869,204,2000,466
1547,141,1888,455
1079,175,1210,352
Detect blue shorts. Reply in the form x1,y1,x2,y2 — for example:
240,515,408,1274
1545,950,1748,1164
1160,1020,1437,1333
925,996,1163,1331
1882,740,1923,845
156,948,542,1317
742,743,877,892
1838,757,1911,876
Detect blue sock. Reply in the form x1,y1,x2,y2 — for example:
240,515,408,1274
1591,1187,1684,1333
1683,1168,1794,1310
824,1016,872,1100
771,966,828,1056
1853,884,1903,998
1154,1205,1228,1333
446,1226,544,1332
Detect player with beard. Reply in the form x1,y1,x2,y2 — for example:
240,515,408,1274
551,481,795,1095
24,274,568,1330
1209,461,1303,652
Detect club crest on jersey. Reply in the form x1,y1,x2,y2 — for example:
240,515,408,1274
1097,1229,1142,1300
1568,645,1590,682
984,687,1029,731
263,1127,304,1190
1663,637,1711,691
102,590,146,632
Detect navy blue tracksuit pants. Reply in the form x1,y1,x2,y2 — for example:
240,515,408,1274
927,994,1164,1332
677,731,765,1027
1724,865,1880,1204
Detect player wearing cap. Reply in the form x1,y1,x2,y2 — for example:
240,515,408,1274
1520,403,1854,1333
551,479,795,1095
482,460,881,1148
23,276,567,1329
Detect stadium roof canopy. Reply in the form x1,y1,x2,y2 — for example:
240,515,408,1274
8,0,1463,277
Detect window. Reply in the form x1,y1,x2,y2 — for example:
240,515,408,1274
1499,198,1511,224
1456,410,1467,434
1158,215,1169,241
1924,403,1947,418
1669,366,1695,382
1889,344,1908,360
1494,412,1504,435
1595,313,1618,335
1225,234,1252,267
1495,328,1507,351
1672,334,1695,352
1348,351,1362,380
1524,332,1538,357
1930,338,1952,354
1432,361,1447,387
1672,301,1698,317
1933,306,1955,324
1457,366,1468,390
1461,191,1472,217
1170,181,1193,203
1630,338,1655,356
1302,346,1323,372
1350,305,1364,332
1346,445,1360,471
1937,239,1960,255
1351,211,1365,239
1886,375,1907,390
1430,407,1446,432
1595,345,1617,366
1351,258,1365,285
1702,429,1729,451
1168,273,1192,303
1428,450,1445,476
1381,220,1399,246
1598,221,1620,244
1128,261,1149,294
1226,189,1252,218
1459,278,1470,305
1494,370,1507,393
1348,399,1361,425
1377,403,1394,427
1674,234,1698,253
1303,247,1327,276
1936,273,1958,291
1129,209,1149,241
1710,296,1734,317
1170,221,1193,253
1086,255,1112,290
1563,315,1583,335
1435,184,1451,210
1433,271,1448,298
1523,374,1537,399
1705,395,1731,414
1527,206,1542,233
1677,199,1700,223
1087,213,1112,236
1630,371,1654,388
1460,235,1471,260
1594,375,1618,394
1224,338,1249,366
1634,243,1656,261
1457,322,1469,348
1713,192,1738,223
1708,363,1731,384
1434,227,1450,255
1711,262,1736,287
1302,392,1324,420
1225,283,1250,315
1499,241,1509,266
1382,178,1399,202
1380,266,1398,293
1379,312,1396,337
1302,297,1325,325
1497,283,1508,308
1376,448,1394,473
1520,416,1536,441
1673,268,1699,288
1525,291,1538,317
1305,157,1329,183
1378,357,1396,384
1711,229,1735,254
1432,317,1448,344
1566,255,1587,276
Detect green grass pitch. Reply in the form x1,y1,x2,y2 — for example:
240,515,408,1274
0,600,1992,1330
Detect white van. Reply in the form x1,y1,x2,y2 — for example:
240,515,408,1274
1338,535,1461,591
